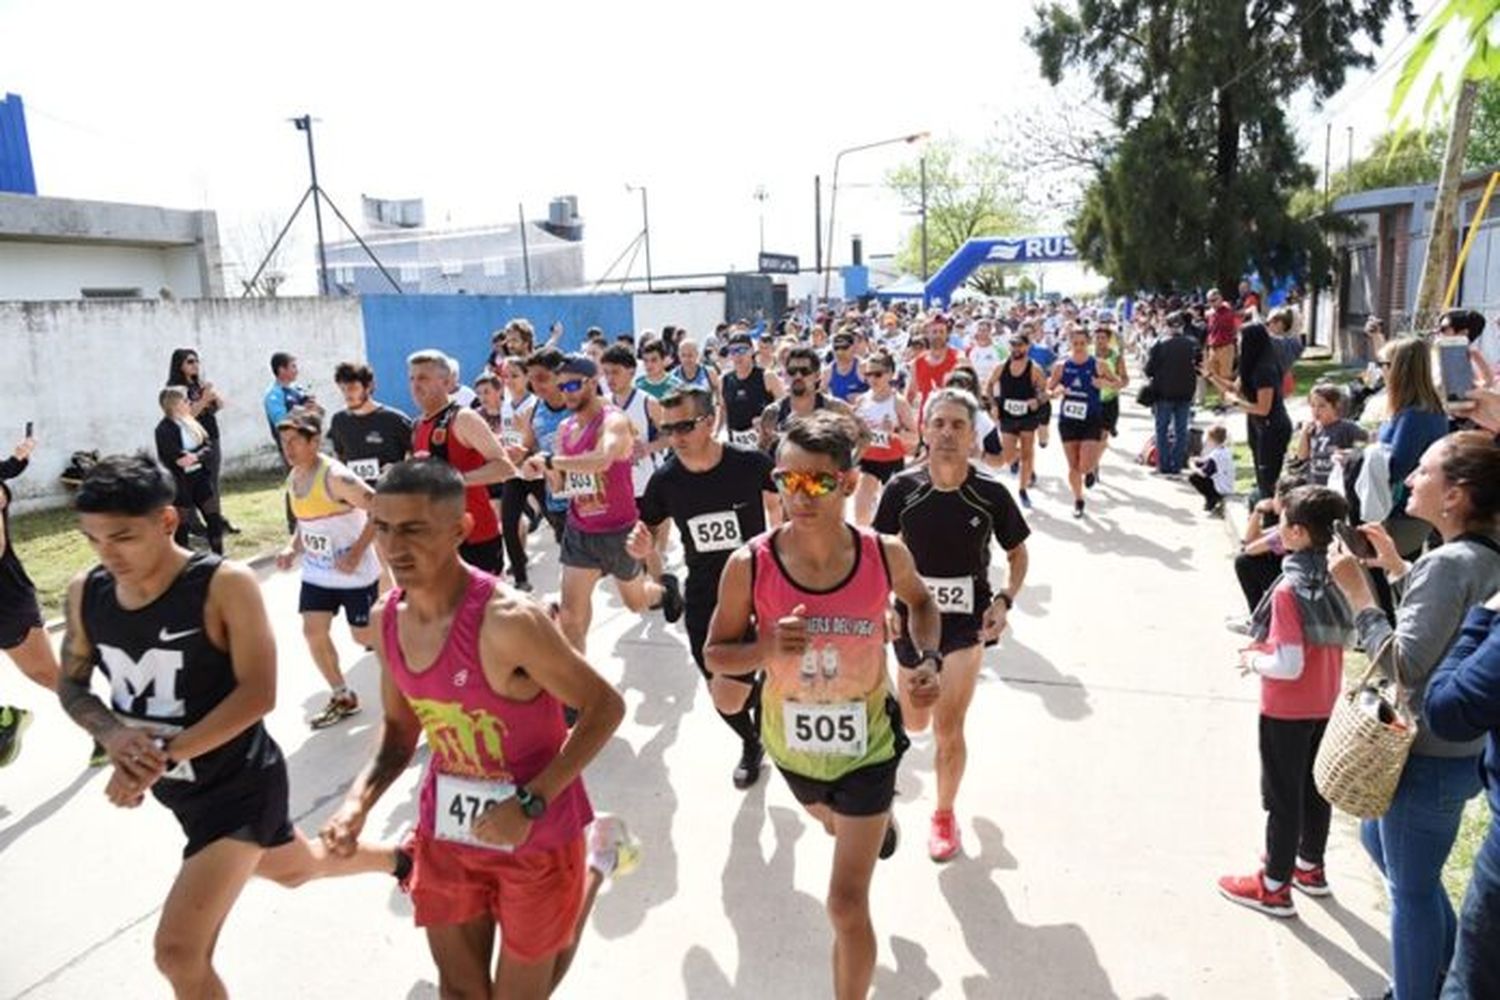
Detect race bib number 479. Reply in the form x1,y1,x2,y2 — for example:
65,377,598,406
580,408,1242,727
435,774,515,851
785,700,868,757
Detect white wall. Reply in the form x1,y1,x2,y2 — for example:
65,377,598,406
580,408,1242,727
0,298,365,510
0,241,210,299
631,290,725,341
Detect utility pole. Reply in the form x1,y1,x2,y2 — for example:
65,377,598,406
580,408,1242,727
1322,122,1332,212
518,202,532,293
1414,78,1480,331
1346,126,1354,181
814,175,823,279
627,184,653,292
919,156,929,280
294,114,330,296
753,185,768,254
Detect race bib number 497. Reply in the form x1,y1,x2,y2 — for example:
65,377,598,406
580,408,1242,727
435,774,515,851
785,700,868,756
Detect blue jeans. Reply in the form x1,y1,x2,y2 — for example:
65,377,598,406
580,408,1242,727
1443,822,1500,999
1153,399,1192,474
1361,754,1484,1000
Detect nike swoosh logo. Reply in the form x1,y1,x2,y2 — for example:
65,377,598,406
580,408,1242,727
158,627,200,643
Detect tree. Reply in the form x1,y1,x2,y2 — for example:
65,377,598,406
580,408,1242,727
1029,0,1414,293
885,139,1031,296
227,214,297,297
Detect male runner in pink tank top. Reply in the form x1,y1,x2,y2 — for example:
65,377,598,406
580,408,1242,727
321,460,637,999
706,411,942,1000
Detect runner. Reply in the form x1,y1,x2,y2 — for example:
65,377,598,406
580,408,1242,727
704,411,941,1000
672,336,718,394
1092,323,1130,484
493,358,542,590
329,361,413,489
874,388,1030,861
757,345,855,454
601,344,670,573
57,454,405,998
852,350,918,526
319,459,634,1000
988,330,1049,509
275,412,382,728
908,314,961,418
1049,326,1121,518
628,385,778,788
633,336,682,401
1024,321,1057,449
520,354,682,656
966,318,1003,394
523,347,573,545
408,350,517,575
718,332,783,448
824,331,870,403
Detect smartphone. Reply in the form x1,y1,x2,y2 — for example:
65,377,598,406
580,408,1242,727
1335,520,1377,560
24,421,33,439
1436,335,1475,402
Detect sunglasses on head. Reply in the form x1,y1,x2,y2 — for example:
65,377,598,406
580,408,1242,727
786,365,816,377
772,469,842,498
659,414,710,436
558,379,586,393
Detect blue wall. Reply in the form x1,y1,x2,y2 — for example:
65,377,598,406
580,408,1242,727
360,293,635,409
0,93,38,195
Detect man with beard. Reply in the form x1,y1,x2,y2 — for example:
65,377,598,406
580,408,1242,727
756,345,855,455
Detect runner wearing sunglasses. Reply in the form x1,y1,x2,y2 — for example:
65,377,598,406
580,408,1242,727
757,345,855,455
628,385,780,788
852,350,918,526
718,332,782,449
705,410,941,1000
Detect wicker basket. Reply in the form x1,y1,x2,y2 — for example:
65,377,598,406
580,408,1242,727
1314,635,1417,819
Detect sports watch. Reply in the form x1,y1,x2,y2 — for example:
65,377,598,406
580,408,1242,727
516,786,548,819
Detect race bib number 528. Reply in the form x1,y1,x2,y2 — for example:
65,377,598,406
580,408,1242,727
687,511,741,553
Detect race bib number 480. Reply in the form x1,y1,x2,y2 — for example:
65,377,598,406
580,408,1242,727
687,511,741,553
348,458,381,482
786,701,868,756
728,428,759,448
923,575,975,614
435,774,515,851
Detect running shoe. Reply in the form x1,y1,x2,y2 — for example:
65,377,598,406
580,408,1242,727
0,706,32,767
659,573,684,624
879,815,900,861
1224,615,1254,636
1009,461,1020,475
1290,864,1331,897
587,815,642,879
1207,501,1225,518
928,811,961,863
1073,499,1085,519
732,739,764,790
89,739,110,767
1085,472,1097,489
1217,870,1296,918
510,578,534,594
309,690,361,729
1018,489,1032,510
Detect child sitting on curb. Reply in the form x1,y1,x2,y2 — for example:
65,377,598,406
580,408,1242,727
1219,485,1355,918
1188,424,1235,516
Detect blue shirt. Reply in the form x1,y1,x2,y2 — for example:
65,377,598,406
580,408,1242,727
263,381,313,440
1028,344,1057,371
826,360,870,401
531,400,572,512
1426,606,1500,816
1378,408,1450,513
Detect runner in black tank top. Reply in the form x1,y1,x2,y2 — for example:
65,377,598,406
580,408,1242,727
991,332,1047,509
722,366,772,443
56,454,407,997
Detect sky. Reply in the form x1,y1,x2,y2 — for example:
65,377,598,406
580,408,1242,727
0,0,1449,295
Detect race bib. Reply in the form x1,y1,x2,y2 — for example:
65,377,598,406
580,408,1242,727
1061,399,1089,422
1003,399,1030,417
502,430,524,449
348,458,381,482
554,470,601,499
686,511,741,553
923,575,974,614
434,773,516,851
785,700,868,756
301,529,333,557
118,717,195,782
728,427,759,448
868,428,891,449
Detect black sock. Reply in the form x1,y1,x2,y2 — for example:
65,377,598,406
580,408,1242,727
719,705,759,745
392,847,412,881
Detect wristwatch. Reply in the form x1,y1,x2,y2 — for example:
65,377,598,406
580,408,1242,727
995,591,1014,611
543,453,555,471
516,786,548,819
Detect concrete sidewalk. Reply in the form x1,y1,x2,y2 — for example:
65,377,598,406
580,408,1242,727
0,394,1393,999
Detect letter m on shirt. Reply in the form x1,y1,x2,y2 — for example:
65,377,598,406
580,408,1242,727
99,645,185,718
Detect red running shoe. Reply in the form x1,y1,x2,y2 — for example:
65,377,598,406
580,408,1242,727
928,811,961,863
1217,869,1296,918
1291,864,1331,897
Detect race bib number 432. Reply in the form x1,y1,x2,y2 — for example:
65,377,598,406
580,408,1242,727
785,700,867,756
435,774,515,851
1061,399,1089,422
687,511,741,553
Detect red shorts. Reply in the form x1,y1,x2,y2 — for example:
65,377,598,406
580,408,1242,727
406,831,587,963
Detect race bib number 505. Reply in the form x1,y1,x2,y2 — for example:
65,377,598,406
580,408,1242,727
785,700,868,756
435,774,515,851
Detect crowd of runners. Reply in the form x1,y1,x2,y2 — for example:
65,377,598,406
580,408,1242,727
3,292,1500,998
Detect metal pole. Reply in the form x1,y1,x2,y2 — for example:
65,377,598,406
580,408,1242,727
297,115,331,296
242,186,312,297
1346,126,1354,180
823,150,845,303
814,175,823,278
1322,122,1332,211
920,156,929,281
641,187,653,292
518,203,532,293
754,185,767,255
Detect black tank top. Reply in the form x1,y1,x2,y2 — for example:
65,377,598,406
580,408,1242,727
723,367,771,431
997,359,1038,405
83,552,280,804
775,392,828,430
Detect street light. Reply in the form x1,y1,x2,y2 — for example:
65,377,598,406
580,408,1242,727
753,185,769,254
626,183,652,291
823,131,929,302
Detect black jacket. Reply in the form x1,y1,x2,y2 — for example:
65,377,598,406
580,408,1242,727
1145,334,1200,402
154,418,214,506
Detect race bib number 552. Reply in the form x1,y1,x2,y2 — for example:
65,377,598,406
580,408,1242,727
923,575,974,614
435,774,515,851
785,701,868,756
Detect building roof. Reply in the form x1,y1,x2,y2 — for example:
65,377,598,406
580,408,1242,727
1332,164,1500,214
0,191,215,247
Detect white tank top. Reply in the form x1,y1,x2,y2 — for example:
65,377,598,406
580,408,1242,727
616,389,658,496
500,392,535,450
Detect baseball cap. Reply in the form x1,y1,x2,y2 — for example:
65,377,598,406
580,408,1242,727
558,353,598,378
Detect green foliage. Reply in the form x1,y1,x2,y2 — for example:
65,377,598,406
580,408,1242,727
1390,0,1500,127
1029,0,1413,292
885,139,1030,295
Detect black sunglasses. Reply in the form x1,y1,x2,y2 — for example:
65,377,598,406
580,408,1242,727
786,366,816,377
659,414,711,436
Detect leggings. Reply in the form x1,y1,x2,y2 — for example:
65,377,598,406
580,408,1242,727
173,471,223,555
1247,412,1292,501
500,477,546,584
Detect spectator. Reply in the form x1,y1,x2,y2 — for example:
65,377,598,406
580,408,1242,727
262,351,319,446
1208,322,1291,502
1365,316,1387,361
1204,288,1240,409
1424,587,1500,999
155,385,223,555
1228,472,1310,632
1145,312,1199,475
166,348,239,536
1188,424,1235,516
1329,431,1500,1000
1378,336,1452,558
1267,306,1304,399
1294,383,1368,486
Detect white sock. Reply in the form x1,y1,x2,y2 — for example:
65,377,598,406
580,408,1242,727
1295,857,1318,871
1262,875,1286,891
333,685,349,698
588,846,617,877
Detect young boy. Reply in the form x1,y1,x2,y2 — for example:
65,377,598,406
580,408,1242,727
1188,424,1234,516
1219,485,1352,917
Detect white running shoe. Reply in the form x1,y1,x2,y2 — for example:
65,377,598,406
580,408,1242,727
586,815,642,879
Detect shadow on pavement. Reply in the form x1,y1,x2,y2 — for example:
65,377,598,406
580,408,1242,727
1290,895,1392,993
0,766,96,853
1013,582,1052,620
989,636,1092,721
589,720,680,938
680,796,831,998
940,818,1118,999
1314,894,1392,976
1030,505,1195,572
872,935,944,999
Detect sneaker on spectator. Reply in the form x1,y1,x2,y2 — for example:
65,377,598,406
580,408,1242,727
1291,863,1331,897
1217,869,1295,918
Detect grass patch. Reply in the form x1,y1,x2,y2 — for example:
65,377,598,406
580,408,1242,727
1445,797,1492,911
1231,442,1256,495
1290,356,1357,400
9,468,290,620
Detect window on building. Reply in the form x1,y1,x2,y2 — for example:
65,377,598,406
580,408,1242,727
80,287,143,299
399,264,422,283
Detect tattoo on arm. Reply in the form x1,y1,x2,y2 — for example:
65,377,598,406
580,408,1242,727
56,599,120,740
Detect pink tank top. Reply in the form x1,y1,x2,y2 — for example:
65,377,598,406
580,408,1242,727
383,567,592,853
559,404,638,533
751,525,899,779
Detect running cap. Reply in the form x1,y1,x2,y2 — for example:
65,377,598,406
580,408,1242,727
558,353,599,378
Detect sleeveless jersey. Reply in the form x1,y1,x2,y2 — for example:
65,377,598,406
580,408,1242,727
559,405,638,533
1097,349,1123,402
499,392,535,451
413,403,502,543
633,372,679,402
1058,356,1101,424
530,399,571,513
383,567,592,855
751,526,897,780
827,360,869,401
614,389,659,497
723,366,772,441
996,358,1040,420
82,552,283,809
968,342,1002,389
673,363,711,391
286,456,382,589
855,392,905,461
